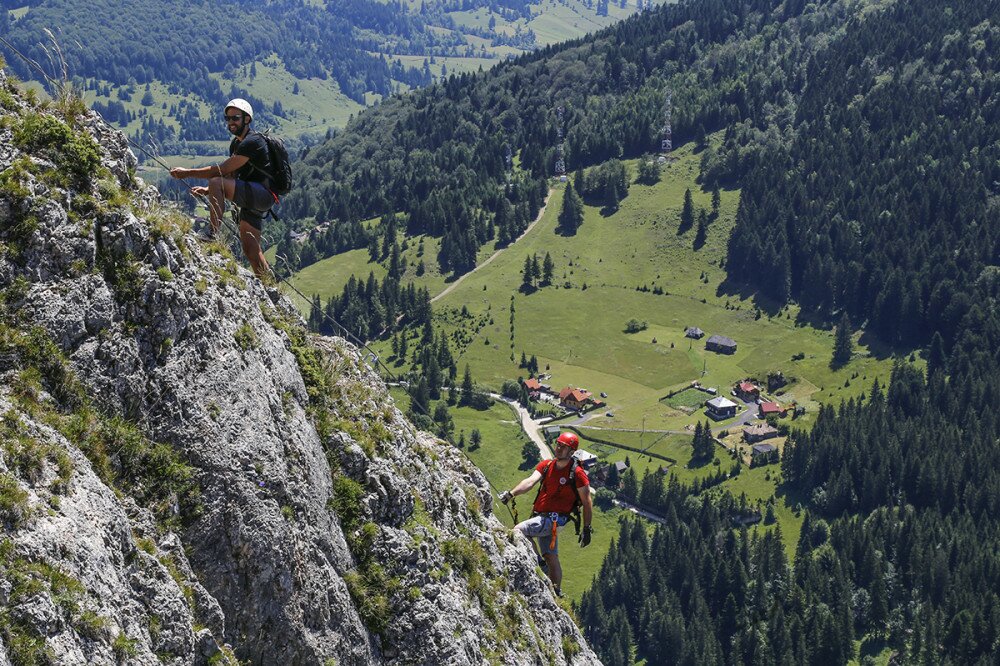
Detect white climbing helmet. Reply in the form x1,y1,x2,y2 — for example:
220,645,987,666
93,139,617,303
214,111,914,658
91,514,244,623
225,98,253,120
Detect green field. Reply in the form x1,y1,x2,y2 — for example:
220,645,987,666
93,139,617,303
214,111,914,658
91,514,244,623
396,142,898,437
289,137,906,596
209,55,363,137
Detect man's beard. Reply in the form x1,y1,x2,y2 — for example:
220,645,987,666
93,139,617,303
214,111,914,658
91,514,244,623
229,120,247,136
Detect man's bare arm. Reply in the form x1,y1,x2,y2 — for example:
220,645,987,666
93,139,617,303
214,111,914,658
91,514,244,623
170,154,249,180
510,470,543,496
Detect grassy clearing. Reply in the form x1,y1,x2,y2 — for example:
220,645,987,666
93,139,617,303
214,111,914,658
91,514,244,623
282,247,388,312
208,55,362,137
403,141,896,438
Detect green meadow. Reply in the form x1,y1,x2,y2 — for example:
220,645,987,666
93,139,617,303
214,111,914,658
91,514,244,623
290,137,904,568
405,142,896,434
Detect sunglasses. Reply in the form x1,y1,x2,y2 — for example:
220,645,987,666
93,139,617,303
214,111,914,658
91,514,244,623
224,114,243,122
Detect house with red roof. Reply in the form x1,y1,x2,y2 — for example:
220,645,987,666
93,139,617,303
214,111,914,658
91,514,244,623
758,401,787,418
559,387,593,410
735,380,760,401
522,378,542,392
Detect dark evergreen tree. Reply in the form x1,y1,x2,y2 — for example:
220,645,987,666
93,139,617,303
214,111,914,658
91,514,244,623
679,188,694,233
460,364,474,406
694,210,708,249
542,252,554,285
832,312,853,368
558,181,584,235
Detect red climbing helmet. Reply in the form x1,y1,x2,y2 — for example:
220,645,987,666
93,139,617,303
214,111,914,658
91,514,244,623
556,432,579,451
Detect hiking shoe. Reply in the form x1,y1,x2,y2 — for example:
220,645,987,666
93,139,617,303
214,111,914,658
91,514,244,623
553,586,563,598
537,556,548,573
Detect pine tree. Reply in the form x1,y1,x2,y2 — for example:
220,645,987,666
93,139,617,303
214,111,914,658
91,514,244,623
832,312,853,367
521,254,535,292
558,181,584,235
604,178,621,211
542,252,554,285
927,331,947,376
711,186,721,217
621,469,638,501
680,188,694,232
460,364,474,405
694,210,708,249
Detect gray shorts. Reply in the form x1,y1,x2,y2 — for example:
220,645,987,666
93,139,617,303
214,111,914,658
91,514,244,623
233,180,274,230
516,513,569,556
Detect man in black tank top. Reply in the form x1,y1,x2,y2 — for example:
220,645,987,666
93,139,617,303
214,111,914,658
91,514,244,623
169,98,273,277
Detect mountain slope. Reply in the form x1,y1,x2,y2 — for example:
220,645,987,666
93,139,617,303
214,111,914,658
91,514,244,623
0,71,597,664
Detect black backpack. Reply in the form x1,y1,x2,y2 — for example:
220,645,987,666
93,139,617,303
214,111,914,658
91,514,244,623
256,130,293,196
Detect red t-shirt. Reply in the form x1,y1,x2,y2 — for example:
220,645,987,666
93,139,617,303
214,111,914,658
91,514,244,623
532,459,590,514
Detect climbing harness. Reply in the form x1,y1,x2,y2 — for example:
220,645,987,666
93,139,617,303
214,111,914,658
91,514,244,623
532,458,583,538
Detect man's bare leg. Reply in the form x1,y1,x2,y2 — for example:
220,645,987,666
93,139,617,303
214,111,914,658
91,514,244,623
240,220,270,278
207,177,236,234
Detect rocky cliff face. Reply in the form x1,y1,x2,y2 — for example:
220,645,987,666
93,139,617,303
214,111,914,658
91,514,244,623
0,71,600,665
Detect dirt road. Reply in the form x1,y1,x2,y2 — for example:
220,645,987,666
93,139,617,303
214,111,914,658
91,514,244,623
432,189,554,304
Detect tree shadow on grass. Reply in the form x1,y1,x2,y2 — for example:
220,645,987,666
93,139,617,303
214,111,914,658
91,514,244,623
715,278,785,317
857,330,912,362
774,480,810,514
686,454,714,470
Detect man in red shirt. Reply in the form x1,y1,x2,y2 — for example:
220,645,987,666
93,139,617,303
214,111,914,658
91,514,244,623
499,431,593,597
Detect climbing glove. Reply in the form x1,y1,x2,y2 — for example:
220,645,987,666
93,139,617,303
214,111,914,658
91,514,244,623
579,525,593,548
498,490,513,504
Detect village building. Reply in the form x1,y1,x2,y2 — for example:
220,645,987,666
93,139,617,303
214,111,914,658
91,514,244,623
705,396,739,420
574,450,598,469
521,377,550,399
685,326,705,339
743,423,779,443
735,380,760,401
522,377,542,392
706,334,738,354
543,426,562,441
758,401,786,418
559,387,593,411
751,443,779,465
731,510,763,527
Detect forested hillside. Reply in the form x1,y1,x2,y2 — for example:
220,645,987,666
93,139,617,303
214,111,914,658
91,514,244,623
0,0,652,160
293,0,1000,663
1,0,417,106
725,0,1000,347
284,0,795,275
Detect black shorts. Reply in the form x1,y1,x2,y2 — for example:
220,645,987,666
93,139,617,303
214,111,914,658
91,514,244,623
233,180,274,230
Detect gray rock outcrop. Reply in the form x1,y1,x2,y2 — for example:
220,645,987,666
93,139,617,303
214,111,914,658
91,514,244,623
0,70,601,664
